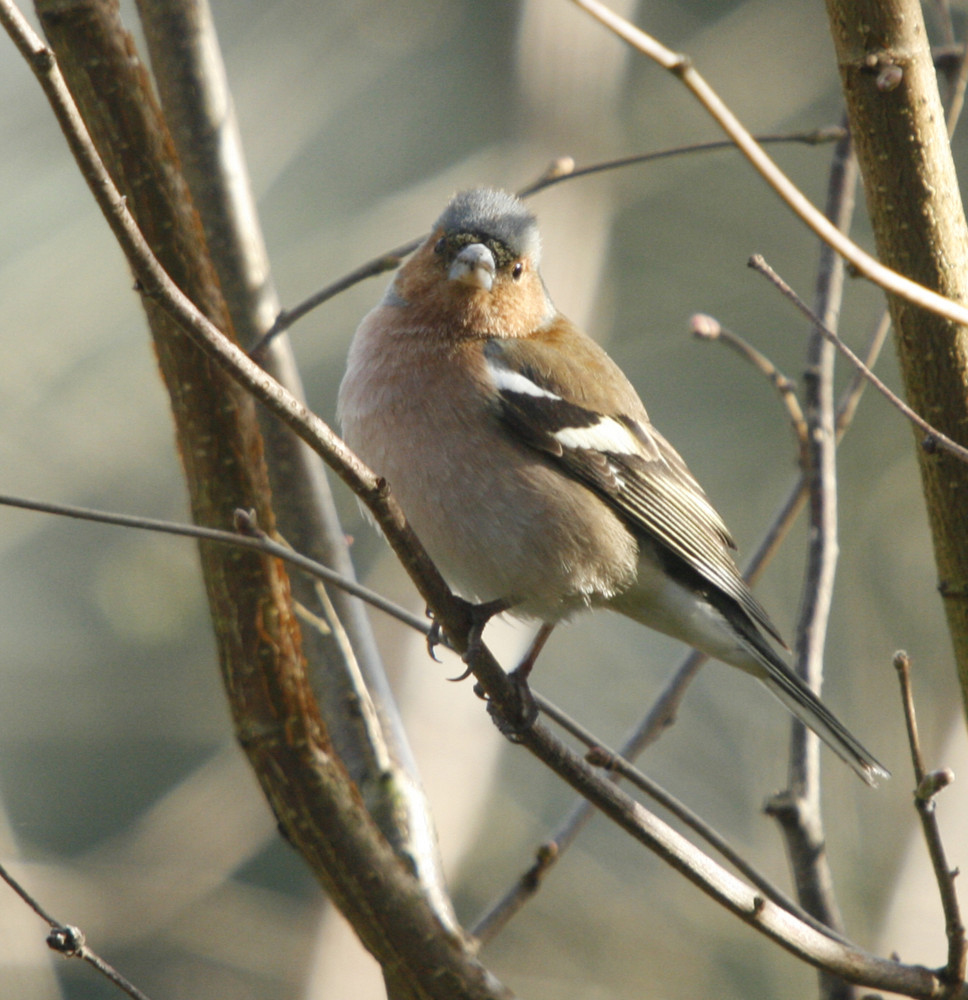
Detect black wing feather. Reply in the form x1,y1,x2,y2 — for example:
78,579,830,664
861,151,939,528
486,343,785,647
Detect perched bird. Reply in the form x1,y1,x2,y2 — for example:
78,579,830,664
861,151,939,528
339,187,888,786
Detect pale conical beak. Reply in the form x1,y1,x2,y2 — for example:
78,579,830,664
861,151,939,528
448,243,496,291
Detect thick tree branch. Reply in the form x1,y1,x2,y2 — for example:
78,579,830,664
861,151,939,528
132,0,454,935
5,1,962,992
824,0,968,726
7,1,500,995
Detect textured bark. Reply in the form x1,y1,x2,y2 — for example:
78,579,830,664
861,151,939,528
133,0,456,931
825,0,968,715
33,1,507,995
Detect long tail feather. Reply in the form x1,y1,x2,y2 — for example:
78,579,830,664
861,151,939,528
755,648,890,787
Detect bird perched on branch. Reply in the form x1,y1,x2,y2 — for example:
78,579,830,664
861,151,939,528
338,187,888,786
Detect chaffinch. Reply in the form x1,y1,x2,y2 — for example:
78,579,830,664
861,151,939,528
338,187,888,786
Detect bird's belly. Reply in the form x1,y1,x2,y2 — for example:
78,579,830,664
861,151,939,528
343,391,639,622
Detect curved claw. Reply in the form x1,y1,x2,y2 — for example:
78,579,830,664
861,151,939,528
429,596,515,681
425,612,443,662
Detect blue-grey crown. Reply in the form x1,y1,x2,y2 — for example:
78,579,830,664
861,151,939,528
434,188,541,266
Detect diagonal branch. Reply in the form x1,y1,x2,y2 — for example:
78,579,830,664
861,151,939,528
749,255,968,467
567,0,968,329
0,859,155,1000
132,0,453,933
4,3,961,992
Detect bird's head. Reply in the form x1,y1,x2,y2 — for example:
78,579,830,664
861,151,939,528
393,188,554,340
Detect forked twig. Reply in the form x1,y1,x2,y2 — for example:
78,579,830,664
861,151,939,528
0,492,431,636
535,696,856,947
894,652,967,990
691,313,806,451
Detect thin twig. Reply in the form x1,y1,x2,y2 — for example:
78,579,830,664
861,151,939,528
934,6,958,58
749,254,968,466
250,237,423,354
0,860,155,1000
894,652,967,990
792,126,856,788
0,491,432,638
943,43,968,133
462,650,953,997
256,128,847,352
567,0,968,329
0,490,622,790
534,695,856,948
835,311,891,436
691,312,806,451
517,128,846,197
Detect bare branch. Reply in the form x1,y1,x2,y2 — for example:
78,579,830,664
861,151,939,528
749,255,968,466
463,650,954,998
567,0,968,329
0,860,155,1000
754,128,860,1000
835,310,891,436
257,128,847,352
518,127,847,197
895,652,968,989
691,312,806,451
538,697,855,948
0,491,433,636
131,0,452,924
251,236,423,354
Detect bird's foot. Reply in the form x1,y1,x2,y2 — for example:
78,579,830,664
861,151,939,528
437,596,511,681
483,664,539,741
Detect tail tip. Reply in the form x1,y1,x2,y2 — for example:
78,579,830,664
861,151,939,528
858,759,891,788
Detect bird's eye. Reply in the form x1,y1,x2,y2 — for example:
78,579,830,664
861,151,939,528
511,261,524,280
434,238,446,255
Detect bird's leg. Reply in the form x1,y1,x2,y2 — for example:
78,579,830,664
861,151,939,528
436,596,511,681
437,597,543,736
481,621,556,740
510,622,555,685
465,596,512,662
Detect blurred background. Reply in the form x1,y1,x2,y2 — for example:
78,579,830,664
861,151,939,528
1,1,966,998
